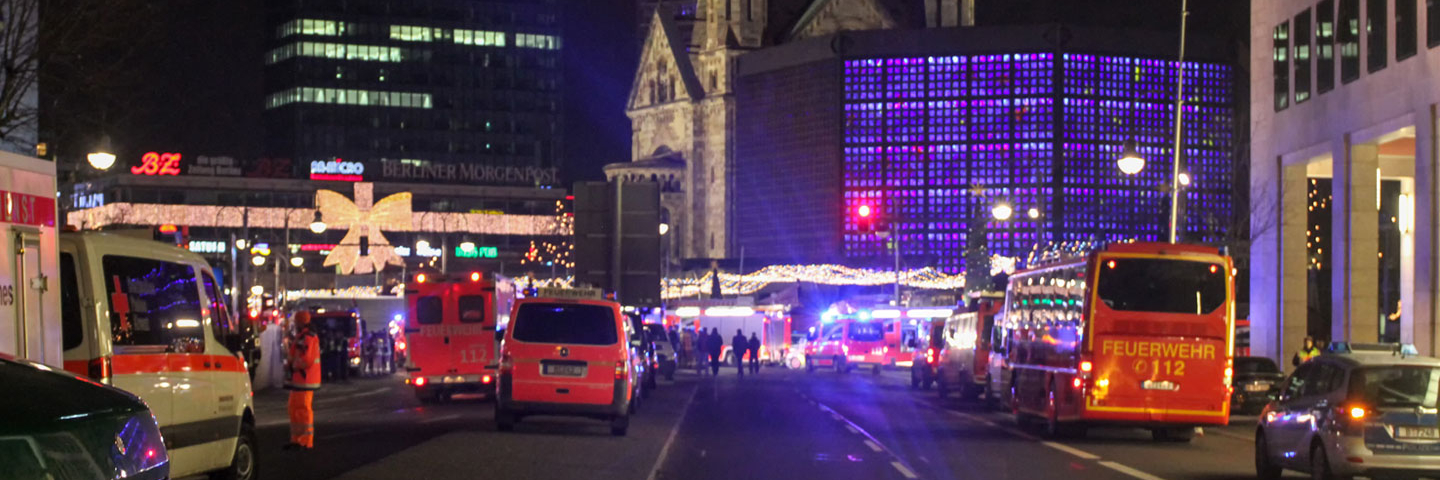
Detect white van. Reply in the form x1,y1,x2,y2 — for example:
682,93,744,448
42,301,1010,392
58,232,258,480
0,151,60,367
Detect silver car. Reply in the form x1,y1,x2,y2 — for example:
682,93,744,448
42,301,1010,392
1256,343,1440,480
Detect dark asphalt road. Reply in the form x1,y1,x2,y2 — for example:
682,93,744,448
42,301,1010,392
239,367,1302,480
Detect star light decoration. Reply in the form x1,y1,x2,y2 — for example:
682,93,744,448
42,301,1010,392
317,183,413,275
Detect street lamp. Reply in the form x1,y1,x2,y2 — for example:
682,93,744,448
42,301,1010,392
1114,0,1190,243
309,211,327,234
251,255,266,266
1117,138,1145,175
87,135,116,170
235,238,248,250
250,285,264,296
290,256,304,267
1026,207,1040,219
659,223,669,235
991,203,1013,221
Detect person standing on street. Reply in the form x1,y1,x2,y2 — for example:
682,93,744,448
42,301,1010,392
285,311,321,451
1292,336,1322,366
731,329,748,377
691,329,706,376
747,333,761,374
707,328,723,376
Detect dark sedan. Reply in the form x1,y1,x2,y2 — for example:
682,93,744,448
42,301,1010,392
1230,356,1284,414
0,356,169,480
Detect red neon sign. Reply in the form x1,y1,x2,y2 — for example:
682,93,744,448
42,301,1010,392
298,243,338,252
132,152,182,176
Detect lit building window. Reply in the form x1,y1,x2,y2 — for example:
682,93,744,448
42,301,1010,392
266,42,406,64
266,87,434,109
516,33,560,50
277,19,343,38
454,29,506,47
390,25,435,42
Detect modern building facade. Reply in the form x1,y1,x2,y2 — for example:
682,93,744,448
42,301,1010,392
615,0,966,263
733,25,1239,272
263,0,563,185
1251,0,1440,360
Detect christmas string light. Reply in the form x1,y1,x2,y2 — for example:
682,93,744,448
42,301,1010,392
661,265,967,299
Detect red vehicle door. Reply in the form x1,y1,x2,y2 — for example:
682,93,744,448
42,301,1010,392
405,280,450,378
450,287,496,377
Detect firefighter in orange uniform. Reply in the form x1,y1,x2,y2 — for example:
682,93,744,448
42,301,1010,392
285,311,321,450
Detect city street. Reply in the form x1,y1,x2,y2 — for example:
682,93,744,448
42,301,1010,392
244,367,1296,480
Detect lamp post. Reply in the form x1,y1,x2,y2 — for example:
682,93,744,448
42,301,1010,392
86,135,116,171
1118,0,1189,244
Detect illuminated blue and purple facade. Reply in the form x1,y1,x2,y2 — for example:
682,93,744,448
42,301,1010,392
735,27,1238,273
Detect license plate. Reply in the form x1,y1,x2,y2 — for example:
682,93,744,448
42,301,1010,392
1142,380,1179,391
847,355,867,361
543,364,586,377
1245,383,1270,392
1396,426,1440,439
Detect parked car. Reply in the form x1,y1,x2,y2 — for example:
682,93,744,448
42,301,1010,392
0,355,169,480
1256,343,1440,480
1231,356,1284,414
644,324,678,381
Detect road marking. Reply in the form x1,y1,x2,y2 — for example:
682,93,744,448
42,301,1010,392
864,440,883,452
1098,460,1166,480
845,425,861,434
890,461,919,479
919,400,1166,479
645,381,701,480
420,414,461,424
1041,441,1100,460
815,402,923,480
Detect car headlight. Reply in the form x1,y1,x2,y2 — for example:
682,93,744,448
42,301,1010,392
111,412,168,477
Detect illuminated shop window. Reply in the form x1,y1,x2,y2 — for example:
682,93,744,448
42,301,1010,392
266,87,433,109
266,42,406,64
277,19,343,38
455,29,506,47
516,33,560,50
390,25,436,42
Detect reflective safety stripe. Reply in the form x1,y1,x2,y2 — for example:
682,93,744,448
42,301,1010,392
286,381,322,390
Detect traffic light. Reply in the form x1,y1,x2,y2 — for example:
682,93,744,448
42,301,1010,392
854,204,875,232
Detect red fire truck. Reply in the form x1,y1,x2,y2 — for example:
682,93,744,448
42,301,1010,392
404,271,516,402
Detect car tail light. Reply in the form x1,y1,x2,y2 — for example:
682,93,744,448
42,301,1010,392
89,356,111,383
615,361,628,380
1334,404,1369,434
926,348,936,365
415,376,428,387
1078,357,1093,379
470,272,481,282
499,353,514,374
416,273,427,283
1224,358,1234,387
1072,377,1083,389
482,375,493,384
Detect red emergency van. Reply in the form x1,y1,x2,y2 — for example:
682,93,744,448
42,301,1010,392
495,290,642,436
404,271,515,402
804,317,888,374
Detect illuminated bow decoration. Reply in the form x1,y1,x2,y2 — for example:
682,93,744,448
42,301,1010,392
316,189,412,274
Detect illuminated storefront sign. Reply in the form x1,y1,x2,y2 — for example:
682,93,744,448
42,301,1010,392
310,159,365,181
132,152,182,176
72,192,104,210
292,243,338,252
188,240,228,254
189,155,243,176
455,244,497,258
379,159,558,185
394,245,442,258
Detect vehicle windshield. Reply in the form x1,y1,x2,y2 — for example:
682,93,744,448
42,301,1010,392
1349,366,1440,409
512,303,619,345
847,322,884,342
1095,258,1227,314
1234,357,1280,374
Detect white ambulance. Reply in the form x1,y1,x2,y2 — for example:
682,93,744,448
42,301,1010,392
58,232,259,480
1,151,258,479
0,151,60,366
